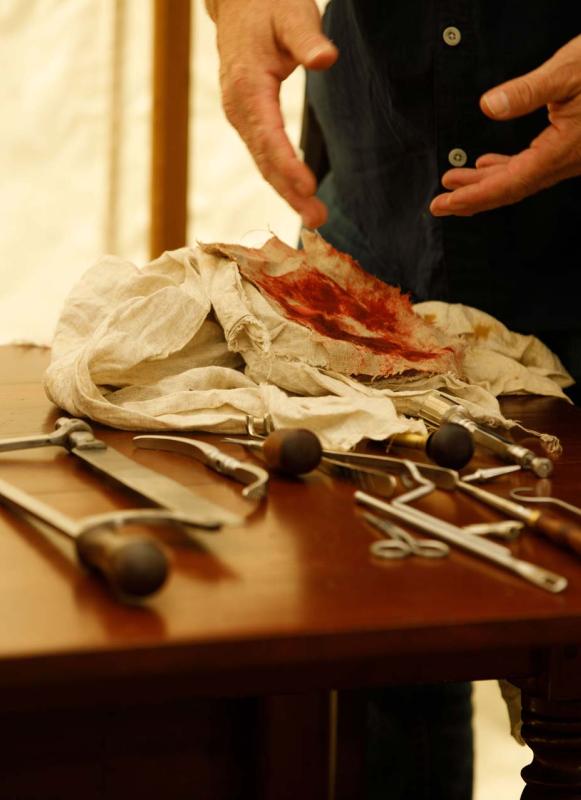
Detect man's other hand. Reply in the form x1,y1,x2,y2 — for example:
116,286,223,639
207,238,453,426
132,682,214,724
431,35,581,217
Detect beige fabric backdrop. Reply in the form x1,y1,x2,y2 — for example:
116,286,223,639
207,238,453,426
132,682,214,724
0,0,302,345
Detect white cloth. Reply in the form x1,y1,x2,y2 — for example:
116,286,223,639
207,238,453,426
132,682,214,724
44,236,572,452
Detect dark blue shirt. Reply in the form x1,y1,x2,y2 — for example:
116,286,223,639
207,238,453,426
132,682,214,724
307,1,581,334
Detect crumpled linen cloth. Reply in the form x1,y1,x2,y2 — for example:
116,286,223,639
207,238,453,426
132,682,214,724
44,233,572,451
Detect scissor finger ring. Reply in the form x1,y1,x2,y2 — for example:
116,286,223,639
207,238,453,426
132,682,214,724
369,539,411,560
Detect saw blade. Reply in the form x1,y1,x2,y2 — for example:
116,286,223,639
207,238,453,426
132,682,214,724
72,444,242,528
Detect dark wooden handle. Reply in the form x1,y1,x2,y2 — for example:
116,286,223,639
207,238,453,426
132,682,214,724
76,529,169,598
534,511,581,557
262,429,322,476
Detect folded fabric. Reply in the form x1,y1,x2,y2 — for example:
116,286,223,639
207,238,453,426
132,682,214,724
44,232,572,451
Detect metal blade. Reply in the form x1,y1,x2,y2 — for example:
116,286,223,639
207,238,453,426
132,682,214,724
71,445,242,528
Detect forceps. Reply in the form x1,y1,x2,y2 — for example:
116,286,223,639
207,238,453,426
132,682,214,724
363,511,450,560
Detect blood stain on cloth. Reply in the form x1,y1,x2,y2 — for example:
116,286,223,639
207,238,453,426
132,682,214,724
254,267,440,362
200,232,461,377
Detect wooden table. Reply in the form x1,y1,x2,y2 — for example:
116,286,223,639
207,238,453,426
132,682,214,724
1,345,580,800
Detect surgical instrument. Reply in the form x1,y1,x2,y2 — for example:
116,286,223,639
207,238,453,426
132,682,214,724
414,393,554,478
355,489,567,592
363,511,449,559
225,432,460,486
388,457,581,558
0,418,241,527
223,428,323,475
509,488,581,520
134,435,269,500
388,423,475,470
462,521,523,540
346,457,520,537
0,476,172,598
245,414,274,438
424,422,475,470
319,459,397,498
459,479,581,556
317,448,458,488
462,465,522,483
236,425,396,494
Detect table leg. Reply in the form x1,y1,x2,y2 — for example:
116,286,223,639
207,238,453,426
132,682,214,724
333,689,368,800
259,691,332,800
518,647,581,799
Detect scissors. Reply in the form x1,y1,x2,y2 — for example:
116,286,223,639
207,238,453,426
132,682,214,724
362,511,450,560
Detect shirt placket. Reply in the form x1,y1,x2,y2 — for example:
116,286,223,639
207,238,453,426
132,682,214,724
433,0,484,293
434,1,477,174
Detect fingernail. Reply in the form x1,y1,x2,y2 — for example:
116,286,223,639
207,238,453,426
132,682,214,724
305,42,336,63
483,90,510,117
430,194,463,216
302,208,324,229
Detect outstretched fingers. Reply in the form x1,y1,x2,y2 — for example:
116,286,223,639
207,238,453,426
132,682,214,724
226,75,327,226
430,149,559,216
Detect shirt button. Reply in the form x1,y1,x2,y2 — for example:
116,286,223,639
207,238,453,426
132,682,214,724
443,26,461,46
448,148,467,167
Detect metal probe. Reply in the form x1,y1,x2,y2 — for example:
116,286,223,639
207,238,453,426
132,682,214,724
134,435,269,500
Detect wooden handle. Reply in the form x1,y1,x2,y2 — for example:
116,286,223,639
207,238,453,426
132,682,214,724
262,429,322,476
534,511,581,557
76,529,169,598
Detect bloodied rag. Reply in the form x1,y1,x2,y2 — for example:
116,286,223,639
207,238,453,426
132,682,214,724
44,232,572,450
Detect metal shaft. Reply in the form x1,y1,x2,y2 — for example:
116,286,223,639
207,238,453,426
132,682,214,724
134,435,269,500
0,477,171,598
355,491,567,593
0,418,240,527
449,412,553,478
414,394,553,478
222,438,458,488
0,419,91,453
0,477,79,539
458,480,537,525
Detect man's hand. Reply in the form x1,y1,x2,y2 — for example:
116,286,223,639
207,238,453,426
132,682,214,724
209,0,338,228
430,35,581,217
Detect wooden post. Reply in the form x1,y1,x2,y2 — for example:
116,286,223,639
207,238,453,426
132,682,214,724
518,647,581,799
150,0,192,259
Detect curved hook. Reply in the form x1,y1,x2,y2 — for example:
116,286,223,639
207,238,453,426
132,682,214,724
509,488,581,519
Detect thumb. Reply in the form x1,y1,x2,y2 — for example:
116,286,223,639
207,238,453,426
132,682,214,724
481,60,573,120
276,3,338,70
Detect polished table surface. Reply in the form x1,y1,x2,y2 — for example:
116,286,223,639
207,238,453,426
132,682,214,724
1,345,581,799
